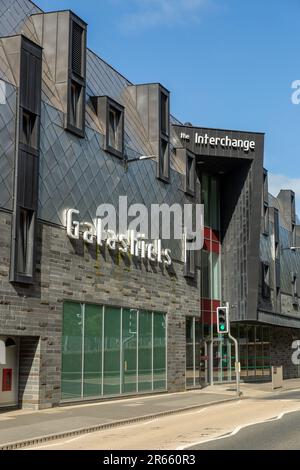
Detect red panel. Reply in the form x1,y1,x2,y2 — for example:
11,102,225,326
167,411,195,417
212,300,221,311
201,299,211,311
204,227,211,240
202,311,212,324
2,368,12,392
211,242,220,254
211,230,220,242
203,240,210,251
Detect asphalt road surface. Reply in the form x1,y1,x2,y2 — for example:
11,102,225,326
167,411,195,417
29,390,300,450
189,408,300,450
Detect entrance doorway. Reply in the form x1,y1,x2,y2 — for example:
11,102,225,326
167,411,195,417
0,336,19,408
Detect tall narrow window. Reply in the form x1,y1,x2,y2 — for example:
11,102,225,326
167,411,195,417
291,193,296,223
160,92,168,136
184,234,196,279
185,152,196,196
17,208,34,276
274,208,280,253
158,137,169,182
10,36,42,285
262,262,270,299
263,203,269,235
108,107,122,151
262,169,269,236
20,110,37,149
157,89,170,183
92,96,124,158
292,223,296,248
69,81,83,130
292,273,298,305
65,16,86,137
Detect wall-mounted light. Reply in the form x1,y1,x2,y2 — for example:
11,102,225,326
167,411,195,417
124,154,157,172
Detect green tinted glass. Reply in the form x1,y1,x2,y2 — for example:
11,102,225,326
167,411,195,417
138,311,152,392
62,302,83,399
83,304,102,397
153,313,166,390
103,306,121,395
122,309,138,393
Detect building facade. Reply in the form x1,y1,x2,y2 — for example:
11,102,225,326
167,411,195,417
0,0,299,410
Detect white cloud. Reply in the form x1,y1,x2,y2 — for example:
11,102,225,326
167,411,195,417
118,0,211,32
269,173,300,218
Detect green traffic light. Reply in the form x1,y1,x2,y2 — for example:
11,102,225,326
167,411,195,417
220,324,225,331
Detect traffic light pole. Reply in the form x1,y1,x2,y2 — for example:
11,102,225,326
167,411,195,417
228,331,241,397
226,303,241,397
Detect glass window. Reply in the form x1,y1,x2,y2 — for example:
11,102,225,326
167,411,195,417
17,208,34,276
211,252,221,300
70,80,83,129
153,313,167,390
138,311,153,392
159,137,169,181
201,250,210,299
108,107,121,151
160,92,169,136
184,235,196,279
201,173,220,231
201,173,210,227
83,304,102,397
185,153,195,196
255,342,264,378
210,177,220,231
103,307,121,395
186,317,194,388
262,262,271,299
194,319,201,387
122,309,137,394
61,303,167,400
62,302,83,399
20,110,37,149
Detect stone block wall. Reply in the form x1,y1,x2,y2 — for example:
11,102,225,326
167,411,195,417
0,210,201,408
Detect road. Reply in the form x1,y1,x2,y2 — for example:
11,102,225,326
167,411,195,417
189,409,300,450
28,390,300,450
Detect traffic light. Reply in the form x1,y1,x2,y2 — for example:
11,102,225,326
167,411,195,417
217,306,229,334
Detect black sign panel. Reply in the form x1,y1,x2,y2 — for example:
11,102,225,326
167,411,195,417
173,125,264,160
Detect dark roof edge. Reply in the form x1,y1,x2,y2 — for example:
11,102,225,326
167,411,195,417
173,123,265,136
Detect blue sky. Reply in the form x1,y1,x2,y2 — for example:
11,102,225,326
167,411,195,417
36,0,300,210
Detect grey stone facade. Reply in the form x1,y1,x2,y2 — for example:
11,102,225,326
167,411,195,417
0,210,200,408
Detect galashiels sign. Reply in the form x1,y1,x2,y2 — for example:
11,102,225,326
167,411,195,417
66,209,173,266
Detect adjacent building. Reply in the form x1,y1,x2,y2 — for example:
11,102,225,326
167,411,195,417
0,0,299,410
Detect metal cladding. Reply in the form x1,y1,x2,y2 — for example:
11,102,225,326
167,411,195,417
0,1,299,325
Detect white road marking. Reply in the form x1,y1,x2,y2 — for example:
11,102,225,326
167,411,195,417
177,407,300,450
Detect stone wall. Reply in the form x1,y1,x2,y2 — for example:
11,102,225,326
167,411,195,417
0,210,201,408
270,326,300,379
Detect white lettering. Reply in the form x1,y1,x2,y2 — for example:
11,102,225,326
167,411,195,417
66,209,80,240
66,210,172,266
82,222,94,244
195,133,256,152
